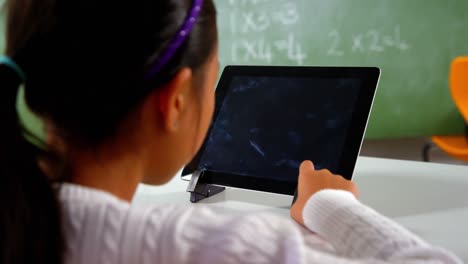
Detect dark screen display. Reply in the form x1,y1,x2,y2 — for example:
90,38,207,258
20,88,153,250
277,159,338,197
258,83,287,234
197,76,361,182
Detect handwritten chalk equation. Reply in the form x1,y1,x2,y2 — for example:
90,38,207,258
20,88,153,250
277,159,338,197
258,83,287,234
327,26,410,56
231,33,307,65
225,0,307,65
229,3,299,34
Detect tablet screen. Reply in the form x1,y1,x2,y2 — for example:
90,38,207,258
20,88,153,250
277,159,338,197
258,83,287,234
197,76,361,182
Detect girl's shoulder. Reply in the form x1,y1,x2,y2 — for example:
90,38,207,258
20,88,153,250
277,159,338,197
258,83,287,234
58,183,191,264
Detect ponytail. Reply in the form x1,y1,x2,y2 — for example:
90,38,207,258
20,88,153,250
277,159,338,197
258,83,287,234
0,58,63,263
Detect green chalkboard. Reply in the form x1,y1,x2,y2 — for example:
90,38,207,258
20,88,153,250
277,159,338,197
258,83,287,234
2,0,467,139
0,0,5,54
215,0,468,138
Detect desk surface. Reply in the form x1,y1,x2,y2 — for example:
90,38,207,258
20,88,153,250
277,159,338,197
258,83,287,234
134,157,468,262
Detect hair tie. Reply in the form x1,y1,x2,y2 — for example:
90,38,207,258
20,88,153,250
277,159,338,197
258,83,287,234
0,56,26,82
145,0,204,79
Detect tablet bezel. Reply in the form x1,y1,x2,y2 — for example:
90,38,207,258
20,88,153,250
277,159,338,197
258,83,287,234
182,65,380,195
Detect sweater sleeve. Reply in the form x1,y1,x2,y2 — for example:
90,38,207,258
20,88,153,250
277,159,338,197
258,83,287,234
302,190,462,264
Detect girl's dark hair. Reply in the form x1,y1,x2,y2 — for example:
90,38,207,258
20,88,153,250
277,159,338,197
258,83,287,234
0,0,217,263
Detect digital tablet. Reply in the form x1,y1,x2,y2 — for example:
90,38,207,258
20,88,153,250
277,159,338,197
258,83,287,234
182,66,380,195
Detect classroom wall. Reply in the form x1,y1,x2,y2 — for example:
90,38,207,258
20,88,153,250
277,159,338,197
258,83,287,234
0,0,5,54
1,0,467,140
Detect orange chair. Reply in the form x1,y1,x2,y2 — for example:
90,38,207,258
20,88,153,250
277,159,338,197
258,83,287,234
424,57,468,162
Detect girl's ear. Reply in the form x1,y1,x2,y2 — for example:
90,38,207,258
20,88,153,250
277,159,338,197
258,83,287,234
145,67,194,132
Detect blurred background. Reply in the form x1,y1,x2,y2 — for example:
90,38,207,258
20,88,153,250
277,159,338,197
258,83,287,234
1,0,467,165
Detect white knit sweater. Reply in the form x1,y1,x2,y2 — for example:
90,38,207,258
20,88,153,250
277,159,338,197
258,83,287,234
59,183,461,264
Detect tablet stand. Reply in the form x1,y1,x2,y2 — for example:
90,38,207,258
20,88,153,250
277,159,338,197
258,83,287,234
186,170,226,203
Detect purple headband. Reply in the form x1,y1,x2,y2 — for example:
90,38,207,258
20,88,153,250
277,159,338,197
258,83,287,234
145,0,204,80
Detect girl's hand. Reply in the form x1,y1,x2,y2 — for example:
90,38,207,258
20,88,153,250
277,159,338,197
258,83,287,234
290,160,359,226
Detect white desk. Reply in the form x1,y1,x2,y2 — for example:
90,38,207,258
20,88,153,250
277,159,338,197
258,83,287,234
134,157,468,262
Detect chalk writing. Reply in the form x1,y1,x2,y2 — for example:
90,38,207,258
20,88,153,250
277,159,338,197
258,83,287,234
328,26,410,56
328,30,344,56
226,0,307,65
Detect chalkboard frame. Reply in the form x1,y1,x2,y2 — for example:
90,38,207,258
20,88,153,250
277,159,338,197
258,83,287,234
182,65,380,195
